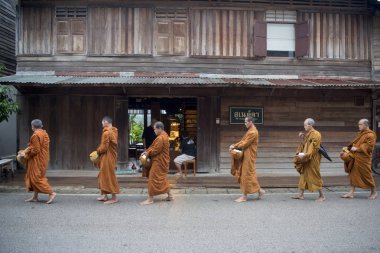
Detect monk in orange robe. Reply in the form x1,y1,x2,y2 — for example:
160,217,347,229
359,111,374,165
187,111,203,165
341,119,377,200
230,116,265,203
292,118,325,202
140,121,173,205
96,116,120,204
17,119,56,204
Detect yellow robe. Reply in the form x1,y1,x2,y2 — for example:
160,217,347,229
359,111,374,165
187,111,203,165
97,126,120,195
146,131,170,196
231,125,261,194
296,129,323,192
347,129,376,189
24,129,53,194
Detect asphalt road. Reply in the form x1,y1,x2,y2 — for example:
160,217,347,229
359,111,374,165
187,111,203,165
0,191,379,253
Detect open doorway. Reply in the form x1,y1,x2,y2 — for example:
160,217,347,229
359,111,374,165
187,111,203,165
128,97,197,173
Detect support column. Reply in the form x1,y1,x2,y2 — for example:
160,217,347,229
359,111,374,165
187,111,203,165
151,101,160,121
115,98,129,169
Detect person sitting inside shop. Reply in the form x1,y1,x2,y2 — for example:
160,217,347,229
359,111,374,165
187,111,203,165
174,131,196,177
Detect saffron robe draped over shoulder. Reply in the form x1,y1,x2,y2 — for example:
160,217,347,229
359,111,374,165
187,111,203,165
97,127,120,195
231,125,261,194
347,129,376,189
24,129,53,194
146,131,170,196
296,129,323,192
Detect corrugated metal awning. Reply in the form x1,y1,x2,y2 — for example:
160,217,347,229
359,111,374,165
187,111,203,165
1,74,380,88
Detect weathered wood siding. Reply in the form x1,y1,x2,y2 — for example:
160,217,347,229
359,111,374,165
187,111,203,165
19,95,117,170
88,7,153,55
16,56,372,79
0,0,16,75
219,89,372,172
191,9,258,57
19,6,52,55
16,4,374,78
373,13,380,80
299,12,371,60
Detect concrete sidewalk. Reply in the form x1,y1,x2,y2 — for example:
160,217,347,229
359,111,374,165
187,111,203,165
41,167,348,177
1,168,379,194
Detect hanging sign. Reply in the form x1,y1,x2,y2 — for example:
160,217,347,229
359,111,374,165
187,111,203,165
229,107,263,124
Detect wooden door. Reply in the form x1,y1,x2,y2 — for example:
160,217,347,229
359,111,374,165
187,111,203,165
196,97,220,173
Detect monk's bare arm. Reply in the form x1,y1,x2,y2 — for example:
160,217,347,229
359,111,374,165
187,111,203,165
97,132,110,154
234,132,256,150
25,134,41,159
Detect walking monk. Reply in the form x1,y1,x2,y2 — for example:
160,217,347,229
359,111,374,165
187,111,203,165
341,119,377,200
230,116,265,203
96,116,120,204
140,121,173,205
17,119,56,204
292,118,325,202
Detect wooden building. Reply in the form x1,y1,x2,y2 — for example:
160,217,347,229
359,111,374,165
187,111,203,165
0,0,16,75
1,0,380,173
0,0,17,159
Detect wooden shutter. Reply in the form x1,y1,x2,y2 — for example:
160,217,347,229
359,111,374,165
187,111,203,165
57,20,70,53
56,19,86,54
156,21,171,55
173,21,187,55
295,21,309,57
71,20,85,53
253,21,267,57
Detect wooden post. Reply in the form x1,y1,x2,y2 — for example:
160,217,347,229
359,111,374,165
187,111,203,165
151,101,160,121
115,98,129,169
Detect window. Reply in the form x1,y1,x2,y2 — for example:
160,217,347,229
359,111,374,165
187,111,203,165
253,10,309,58
266,10,296,57
267,23,295,57
55,7,87,54
155,8,188,56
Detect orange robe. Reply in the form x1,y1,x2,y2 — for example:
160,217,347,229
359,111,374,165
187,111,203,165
97,126,120,195
296,129,323,192
146,131,170,196
231,125,261,194
24,129,53,194
347,129,376,189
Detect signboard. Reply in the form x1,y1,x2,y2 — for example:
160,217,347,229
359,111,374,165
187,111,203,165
229,107,263,125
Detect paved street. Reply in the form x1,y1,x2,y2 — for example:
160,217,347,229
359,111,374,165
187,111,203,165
1,191,379,253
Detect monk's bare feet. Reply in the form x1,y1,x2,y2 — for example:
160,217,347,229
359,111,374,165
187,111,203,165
140,199,154,205
234,196,247,203
25,196,38,202
340,193,354,199
315,196,325,202
97,195,108,201
46,192,56,204
292,194,304,200
104,198,118,205
258,189,265,200
368,192,377,200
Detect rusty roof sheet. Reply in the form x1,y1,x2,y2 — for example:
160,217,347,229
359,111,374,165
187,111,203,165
1,75,380,88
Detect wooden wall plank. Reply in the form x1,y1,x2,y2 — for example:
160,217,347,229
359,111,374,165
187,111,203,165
315,13,321,58
191,9,253,57
300,12,370,60
334,13,339,59
20,6,52,55
88,7,152,55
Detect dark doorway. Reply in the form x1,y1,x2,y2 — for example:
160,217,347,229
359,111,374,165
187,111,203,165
128,97,197,173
